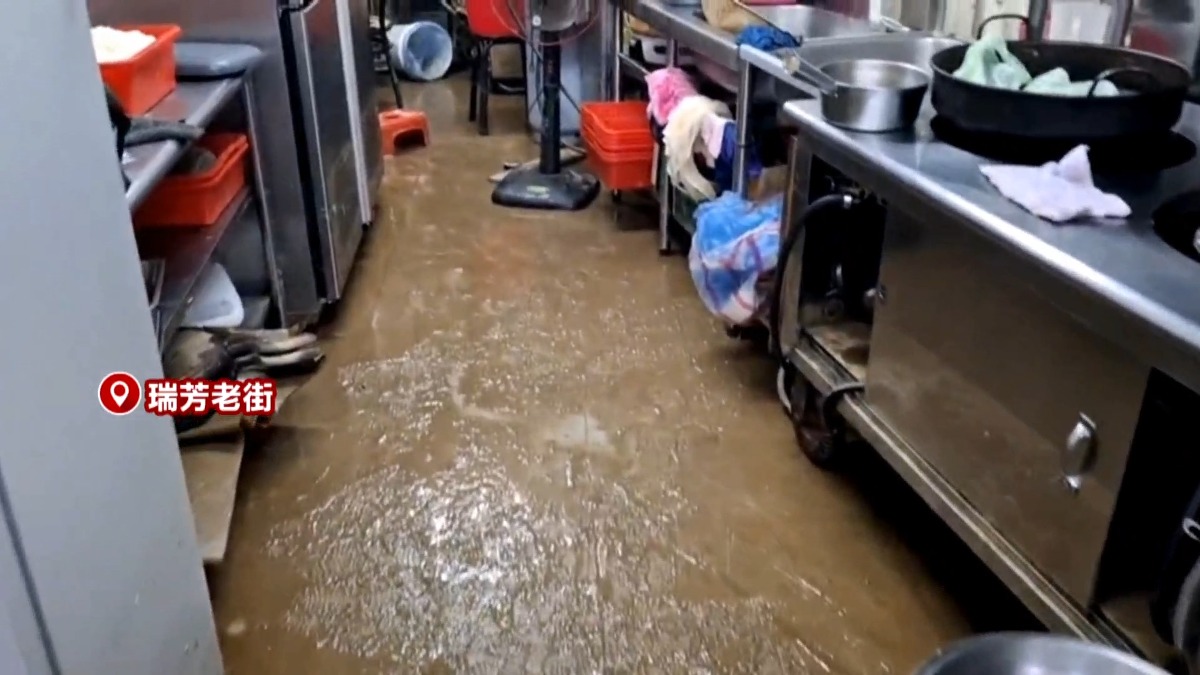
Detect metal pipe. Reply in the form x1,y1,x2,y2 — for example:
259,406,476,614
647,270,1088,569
921,0,947,33
241,81,286,328
610,0,623,100
1027,0,1050,39
1104,0,1135,45
733,55,753,196
658,38,679,253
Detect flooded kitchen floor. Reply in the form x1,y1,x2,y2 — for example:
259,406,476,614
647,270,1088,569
209,76,1034,673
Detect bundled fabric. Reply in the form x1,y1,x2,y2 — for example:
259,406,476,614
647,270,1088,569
693,113,763,193
980,144,1130,222
645,67,697,125
712,118,762,193
735,25,800,51
689,192,784,325
663,95,731,201
954,34,1118,96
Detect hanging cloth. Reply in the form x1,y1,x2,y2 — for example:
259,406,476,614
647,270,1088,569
645,67,697,125
663,95,731,201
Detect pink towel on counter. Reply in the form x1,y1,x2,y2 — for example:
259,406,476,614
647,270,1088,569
980,145,1131,223
646,67,697,125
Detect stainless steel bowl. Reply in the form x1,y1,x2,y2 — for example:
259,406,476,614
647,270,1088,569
914,633,1170,675
817,58,930,132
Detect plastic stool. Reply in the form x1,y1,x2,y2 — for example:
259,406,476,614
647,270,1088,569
380,109,429,155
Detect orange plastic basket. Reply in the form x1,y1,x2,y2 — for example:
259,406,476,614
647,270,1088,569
99,24,182,115
581,102,655,190
135,134,250,228
583,124,654,191
581,101,654,152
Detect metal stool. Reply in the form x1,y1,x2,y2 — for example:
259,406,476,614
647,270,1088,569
464,0,526,135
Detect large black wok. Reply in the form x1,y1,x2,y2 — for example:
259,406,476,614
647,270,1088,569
930,14,1192,142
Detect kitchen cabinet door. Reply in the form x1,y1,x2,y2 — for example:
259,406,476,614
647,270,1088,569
864,208,1149,605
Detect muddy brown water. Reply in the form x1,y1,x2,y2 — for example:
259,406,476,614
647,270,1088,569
208,77,1036,674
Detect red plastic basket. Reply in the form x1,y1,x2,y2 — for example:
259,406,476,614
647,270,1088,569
465,0,525,38
583,124,654,190
581,102,654,151
135,134,250,228
581,102,654,190
99,24,181,115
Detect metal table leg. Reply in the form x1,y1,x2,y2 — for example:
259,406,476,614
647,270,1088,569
657,38,677,255
610,1,623,102
241,81,286,328
733,56,754,196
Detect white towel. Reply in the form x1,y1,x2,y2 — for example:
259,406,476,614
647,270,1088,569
979,145,1131,223
698,113,728,165
663,96,731,202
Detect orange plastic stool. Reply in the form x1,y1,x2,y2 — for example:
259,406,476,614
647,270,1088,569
380,110,429,155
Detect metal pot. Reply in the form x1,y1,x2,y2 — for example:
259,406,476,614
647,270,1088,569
914,633,1170,675
787,55,930,132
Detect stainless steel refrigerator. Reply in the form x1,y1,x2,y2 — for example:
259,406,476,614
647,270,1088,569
281,0,382,301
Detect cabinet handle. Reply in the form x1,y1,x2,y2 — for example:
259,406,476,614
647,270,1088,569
1062,414,1097,494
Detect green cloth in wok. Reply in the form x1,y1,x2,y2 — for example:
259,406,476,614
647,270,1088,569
952,35,1119,97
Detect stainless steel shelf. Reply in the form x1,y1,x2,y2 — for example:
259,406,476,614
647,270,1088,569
618,53,649,81
124,77,244,210
136,189,251,347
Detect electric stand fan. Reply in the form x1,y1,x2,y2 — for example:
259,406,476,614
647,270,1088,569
491,0,600,210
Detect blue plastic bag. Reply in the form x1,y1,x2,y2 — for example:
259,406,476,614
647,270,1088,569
688,192,784,325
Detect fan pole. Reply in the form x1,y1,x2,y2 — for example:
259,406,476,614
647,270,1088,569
539,34,562,174
490,23,600,211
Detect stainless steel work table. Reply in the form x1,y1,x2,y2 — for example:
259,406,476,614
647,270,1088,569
630,0,741,70
613,0,741,252
781,97,1200,396
614,0,883,251
614,0,888,252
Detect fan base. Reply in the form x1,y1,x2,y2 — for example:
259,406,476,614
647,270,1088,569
491,166,600,211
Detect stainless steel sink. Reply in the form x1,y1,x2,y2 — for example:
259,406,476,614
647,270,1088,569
748,5,877,41
794,33,962,74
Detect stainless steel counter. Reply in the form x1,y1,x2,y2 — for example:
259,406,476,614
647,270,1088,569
630,0,880,71
631,0,740,69
628,0,883,201
782,97,1200,396
90,0,326,326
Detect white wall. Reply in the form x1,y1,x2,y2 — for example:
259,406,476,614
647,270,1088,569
875,0,1035,37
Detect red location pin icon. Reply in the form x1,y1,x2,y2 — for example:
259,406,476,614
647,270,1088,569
98,372,141,415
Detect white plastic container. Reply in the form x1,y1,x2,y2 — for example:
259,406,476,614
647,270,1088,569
633,36,696,67
388,21,453,81
183,263,244,329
